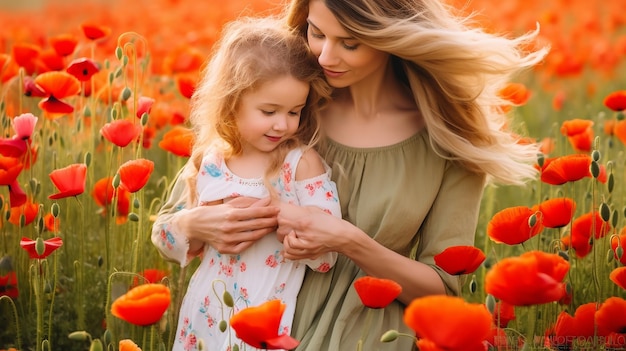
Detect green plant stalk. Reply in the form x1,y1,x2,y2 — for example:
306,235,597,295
0,295,23,350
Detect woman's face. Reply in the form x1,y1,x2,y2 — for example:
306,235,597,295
306,0,389,88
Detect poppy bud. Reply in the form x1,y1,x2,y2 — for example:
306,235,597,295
607,248,615,263
102,330,111,346
590,160,600,178
618,111,625,121
133,198,141,209
115,46,123,60
51,203,60,217
557,251,569,261
617,246,624,260
600,202,611,222
122,55,129,66
141,112,149,126
128,213,139,222
528,213,538,227
112,173,121,188
380,330,399,342
537,153,545,168
592,150,601,162
469,275,477,294
612,209,619,228
609,173,615,193
232,344,239,351
120,87,132,102
68,331,91,341
111,107,118,120
223,291,234,307
89,338,103,351
84,106,91,118
485,294,496,314
84,152,92,167
198,339,205,351
35,237,45,256
219,320,227,333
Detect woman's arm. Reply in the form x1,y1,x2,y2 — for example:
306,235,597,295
278,162,485,304
151,164,280,266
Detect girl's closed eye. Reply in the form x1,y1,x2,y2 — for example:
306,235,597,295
261,110,276,116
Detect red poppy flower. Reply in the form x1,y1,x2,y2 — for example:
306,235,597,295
100,120,142,147
39,49,64,71
81,23,112,41
492,301,515,328
610,267,626,290
604,90,626,112
48,163,88,199
0,271,19,299
162,45,205,74
549,311,576,349
13,113,38,140
0,157,24,185
560,119,594,152
485,250,569,306
20,236,63,259
404,295,492,351
533,197,576,228
12,42,41,75
118,158,154,193
111,283,171,326
91,177,131,224
49,34,78,57
596,297,626,337
434,245,485,275
539,154,593,185
176,74,196,99
158,126,194,157
119,339,141,351
66,58,100,82
0,138,27,158
568,212,611,258
133,269,168,286
10,199,40,225
353,276,402,309
573,302,604,339
132,96,155,119
23,76,47,98
230,299,300,350
8,180,27,208
487,206,543,245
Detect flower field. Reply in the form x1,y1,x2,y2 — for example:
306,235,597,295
0,0,625,350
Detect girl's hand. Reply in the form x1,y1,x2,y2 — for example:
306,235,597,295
277,203,348,259
180,197,279,254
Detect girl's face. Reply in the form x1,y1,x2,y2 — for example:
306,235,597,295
306,0,389,88
237,75,310,155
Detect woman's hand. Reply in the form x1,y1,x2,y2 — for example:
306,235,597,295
177,197,279,254
277,203,349,260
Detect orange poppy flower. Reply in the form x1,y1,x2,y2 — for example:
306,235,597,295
533,197,576,228
229,299,300,350
80,22,112,41
552,90,566,111
49,34,78,57
572,211,611,241
118,158,154,193
119,339,141,351
604,90,626,112
596,297,626,337
485,250,569,306
498,82,532,105
0,157,24,186
539,154,593,185
610,267,626,291
111,283,170,326
560,119,594,152
492,301,515,328
133,269,168,286
48,163,88,199
353,276,402,309
100,119,142,147
44,213,59,233
404,295,492,351
434,245,485,275
9,199,39,225
92,177,131,224
487,206,543,245
613,120,626,147
158,126,194,157
34,71,81,115
161,45,205,74
66,58,100,82
39,49,64,71
20,236,63,259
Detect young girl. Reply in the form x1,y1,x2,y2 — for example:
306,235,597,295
164,17,340,351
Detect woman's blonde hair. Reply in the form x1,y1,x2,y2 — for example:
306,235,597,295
185,16,332,204
285,0,549,185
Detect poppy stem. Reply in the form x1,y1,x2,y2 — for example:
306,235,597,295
357,308,374,350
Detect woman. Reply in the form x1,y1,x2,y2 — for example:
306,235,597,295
152,0,548,349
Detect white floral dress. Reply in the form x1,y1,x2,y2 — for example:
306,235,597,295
171,145,341,351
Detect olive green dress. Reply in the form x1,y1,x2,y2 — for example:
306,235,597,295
290,130,486,351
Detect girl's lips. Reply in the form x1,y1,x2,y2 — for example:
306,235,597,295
266,136,282,142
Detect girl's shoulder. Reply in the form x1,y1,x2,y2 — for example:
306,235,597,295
284,147,326,181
